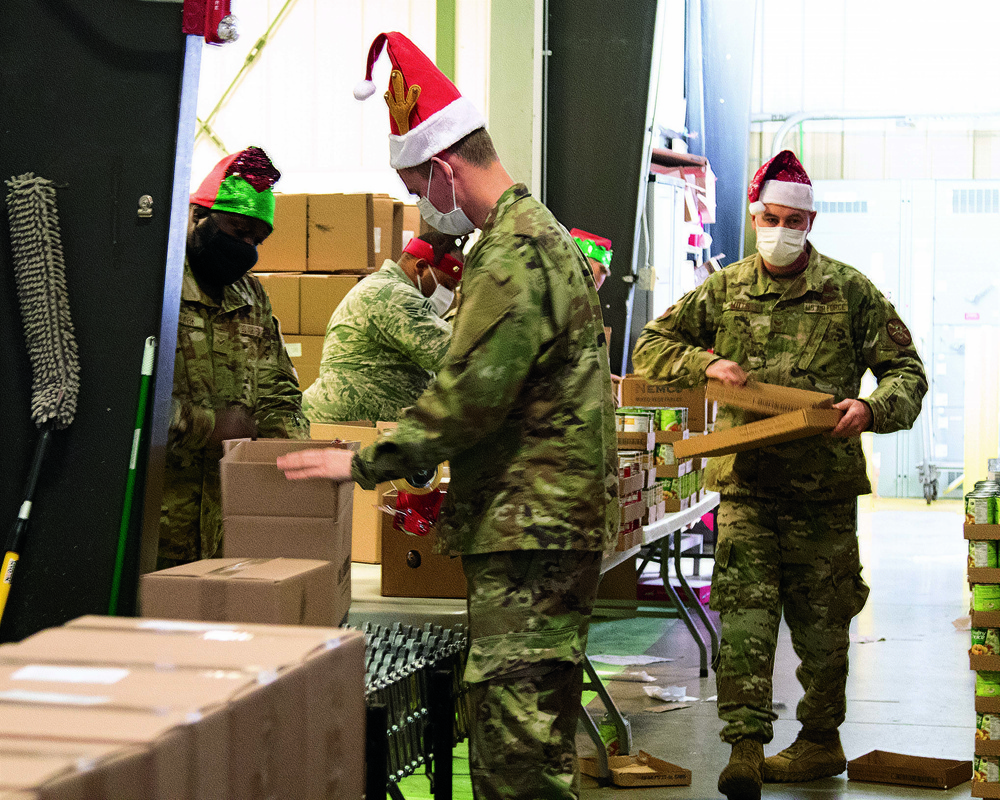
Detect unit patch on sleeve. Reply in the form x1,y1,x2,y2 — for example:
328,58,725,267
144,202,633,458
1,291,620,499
886,319,912,347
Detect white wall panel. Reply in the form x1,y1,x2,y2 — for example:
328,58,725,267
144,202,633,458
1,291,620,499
193,0,491,199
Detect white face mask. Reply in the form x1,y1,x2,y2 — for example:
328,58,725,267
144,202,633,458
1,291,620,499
416,161,476,236
755,225,807,267
417,268,456,316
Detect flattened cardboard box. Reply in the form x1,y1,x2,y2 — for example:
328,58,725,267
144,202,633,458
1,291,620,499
673,407,843,459
140,557,341,627
579,751,691,787
847,750,971,790
705,378,834,415
5,624,365,800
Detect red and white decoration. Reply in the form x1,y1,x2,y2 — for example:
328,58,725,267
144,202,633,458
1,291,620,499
747,149,814,215
354,31,486,170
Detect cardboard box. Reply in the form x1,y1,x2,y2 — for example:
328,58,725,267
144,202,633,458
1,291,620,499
705,378,834,415
221,439,357,519
967,524,1000,540
0,740,149,800
140,558,341,627
254,194,308,273
619,377,716,432
847,750,971,790
298,274,363,335
619,472,645,497
579,751,692,787
617,431,656,452
401,204,421,248
379,491,466,598
256,272,301,334
390,201,404,261
307,193,375,273
0,703,216,800
224,511,351,562
281,334,325,390
5,623,365,800
310,422,393,563
371,195,400,266
673,407,843,459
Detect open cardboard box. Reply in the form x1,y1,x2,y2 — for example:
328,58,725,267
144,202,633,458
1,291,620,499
579,750,691,787
847,750,972,790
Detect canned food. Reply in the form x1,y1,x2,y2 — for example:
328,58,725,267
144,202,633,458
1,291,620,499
979,713,1000,741
975,585,1000,612
975,754,1000,783
617,408,654,433
655,407,687,432
967,482,1000,525
972,629,1000,655
976,671,1000,696
654,443,675,466
971,541,1000,569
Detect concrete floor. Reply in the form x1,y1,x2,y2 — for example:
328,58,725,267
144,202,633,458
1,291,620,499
578,497,974,799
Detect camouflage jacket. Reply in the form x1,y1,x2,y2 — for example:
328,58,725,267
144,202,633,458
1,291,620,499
632,246,928,501
161,262,309,562
352,184,620,555
301,260,452,424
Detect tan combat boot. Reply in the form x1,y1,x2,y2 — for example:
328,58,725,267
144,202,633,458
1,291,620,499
762,730,847,783
717,738,764,800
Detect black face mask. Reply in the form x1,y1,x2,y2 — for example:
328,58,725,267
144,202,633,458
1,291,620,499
188,214,259,287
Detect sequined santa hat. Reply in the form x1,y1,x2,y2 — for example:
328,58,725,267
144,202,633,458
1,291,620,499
190,146,281,229
747,149,814,216
354,32,486,169
570,228,613,267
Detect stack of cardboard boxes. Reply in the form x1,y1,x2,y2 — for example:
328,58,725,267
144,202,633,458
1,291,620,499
0,616,365,799
617,376,717,519
253,193,423,391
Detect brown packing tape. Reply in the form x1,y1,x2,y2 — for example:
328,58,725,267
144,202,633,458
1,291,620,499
706,378,834,414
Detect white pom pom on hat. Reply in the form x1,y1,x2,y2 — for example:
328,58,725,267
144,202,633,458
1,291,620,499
353,79,377,101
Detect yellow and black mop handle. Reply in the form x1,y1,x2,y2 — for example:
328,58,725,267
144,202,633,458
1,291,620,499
0,426,53,624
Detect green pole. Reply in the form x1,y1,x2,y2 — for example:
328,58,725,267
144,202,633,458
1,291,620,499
109,336,157,615
436,0,457,81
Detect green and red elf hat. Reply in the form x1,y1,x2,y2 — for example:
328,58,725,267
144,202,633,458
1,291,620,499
190,146,281,229
570,228,613,267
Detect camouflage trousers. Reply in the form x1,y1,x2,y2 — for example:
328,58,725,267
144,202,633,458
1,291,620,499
462,549,602,800
710,496,870,744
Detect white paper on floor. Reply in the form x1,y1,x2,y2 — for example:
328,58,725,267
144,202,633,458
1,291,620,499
644,685,699,702
601,670,657,683
589,654,674,665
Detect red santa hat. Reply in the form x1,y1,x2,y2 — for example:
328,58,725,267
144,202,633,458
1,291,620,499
354,32,486,170
747,149,814,215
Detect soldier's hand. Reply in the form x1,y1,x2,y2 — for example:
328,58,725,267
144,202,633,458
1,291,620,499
830,399,872,438
277,447,354,483
705,359,748,387
209,405,257,446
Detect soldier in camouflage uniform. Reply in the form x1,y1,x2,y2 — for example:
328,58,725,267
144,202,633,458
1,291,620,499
278,33,619,799
301,231,464,424
633,150,927,800
160,147,309,568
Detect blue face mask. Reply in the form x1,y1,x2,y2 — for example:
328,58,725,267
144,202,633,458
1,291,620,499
415,162,475,236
